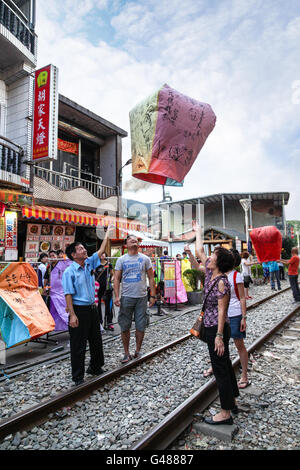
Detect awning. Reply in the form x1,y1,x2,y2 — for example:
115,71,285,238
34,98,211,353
22,205,146,231
124,229,168,247
139,237,168,247
0,190,33,206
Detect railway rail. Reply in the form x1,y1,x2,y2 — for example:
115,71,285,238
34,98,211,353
131,303,300,450
0,285,291,382
0,285,298,449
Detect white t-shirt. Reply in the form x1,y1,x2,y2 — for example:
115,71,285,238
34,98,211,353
241,259,250,276
227,270,243,318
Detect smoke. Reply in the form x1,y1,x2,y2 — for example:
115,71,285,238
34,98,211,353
123,178,153,193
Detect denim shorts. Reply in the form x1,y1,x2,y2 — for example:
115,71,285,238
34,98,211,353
118,296,148,332
243,275,251,288
229,315,246,339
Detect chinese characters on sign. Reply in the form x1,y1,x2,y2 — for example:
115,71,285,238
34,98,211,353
57,138,78,155
32,64,59,162
5,211,18,261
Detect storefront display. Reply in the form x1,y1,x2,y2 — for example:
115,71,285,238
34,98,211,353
25,223,75,261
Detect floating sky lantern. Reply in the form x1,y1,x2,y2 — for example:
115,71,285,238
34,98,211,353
129,84,216,186
250,226,282,262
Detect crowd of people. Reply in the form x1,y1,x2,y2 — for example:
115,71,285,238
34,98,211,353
33,224,299,428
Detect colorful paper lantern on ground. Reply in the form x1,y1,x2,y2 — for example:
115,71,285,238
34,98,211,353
0,263,55,348
129,84,216,186
250,226,282,262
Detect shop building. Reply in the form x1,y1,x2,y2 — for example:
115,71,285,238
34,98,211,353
0,0,37,260
19,93,147,261
0,2,146,261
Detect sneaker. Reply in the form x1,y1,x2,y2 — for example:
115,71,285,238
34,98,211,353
134,351,142,359
108,325,114,331
121,354,132,364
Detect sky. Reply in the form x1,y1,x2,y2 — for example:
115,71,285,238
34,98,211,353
36,0,300,219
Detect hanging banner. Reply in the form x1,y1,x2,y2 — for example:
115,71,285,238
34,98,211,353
164,260,176,298
181,258,193,292
57,138,78,155
130,84,216,186
5,211,18,261
32,64,59,162
0,263,55,348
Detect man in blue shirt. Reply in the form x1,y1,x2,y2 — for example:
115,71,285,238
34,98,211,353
62,227,112,385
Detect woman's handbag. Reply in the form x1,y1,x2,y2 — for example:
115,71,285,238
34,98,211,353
190,310,206,342
190,276,223,342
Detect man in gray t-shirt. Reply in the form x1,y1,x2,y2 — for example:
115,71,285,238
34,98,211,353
114,235,156,364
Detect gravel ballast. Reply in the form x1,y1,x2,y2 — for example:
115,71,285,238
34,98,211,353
0,280,299,450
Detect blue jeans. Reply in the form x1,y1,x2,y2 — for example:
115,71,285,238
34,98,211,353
270,270,281,290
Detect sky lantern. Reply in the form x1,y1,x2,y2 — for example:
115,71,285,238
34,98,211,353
250,226,282,262
0,263,55,348
129,84,216,186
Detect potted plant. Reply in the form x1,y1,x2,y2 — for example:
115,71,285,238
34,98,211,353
183,269,204,305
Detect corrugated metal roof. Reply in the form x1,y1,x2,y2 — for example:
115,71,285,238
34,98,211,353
59,95,128,139
204,226,246,241
157,192,289,207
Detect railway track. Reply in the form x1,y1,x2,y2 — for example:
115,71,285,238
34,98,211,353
0,305,195,382
131,303,300,450
0,285,291,382
0,286,298,449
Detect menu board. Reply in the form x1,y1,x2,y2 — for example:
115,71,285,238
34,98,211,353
25,240,40,260
25,224,75,261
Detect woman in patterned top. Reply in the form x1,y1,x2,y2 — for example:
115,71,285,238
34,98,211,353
184,221,239,425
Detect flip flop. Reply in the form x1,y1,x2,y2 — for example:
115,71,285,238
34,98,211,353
121,354,132,364
238,379,251,389
203,368,213,377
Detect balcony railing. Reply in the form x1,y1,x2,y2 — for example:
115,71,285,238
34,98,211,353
0,0,35,54
0,135,23,175
33,165,119,200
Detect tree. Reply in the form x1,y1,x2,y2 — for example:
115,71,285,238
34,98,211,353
282,237,294,258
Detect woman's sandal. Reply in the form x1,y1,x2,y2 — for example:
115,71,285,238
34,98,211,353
203,368,214,377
